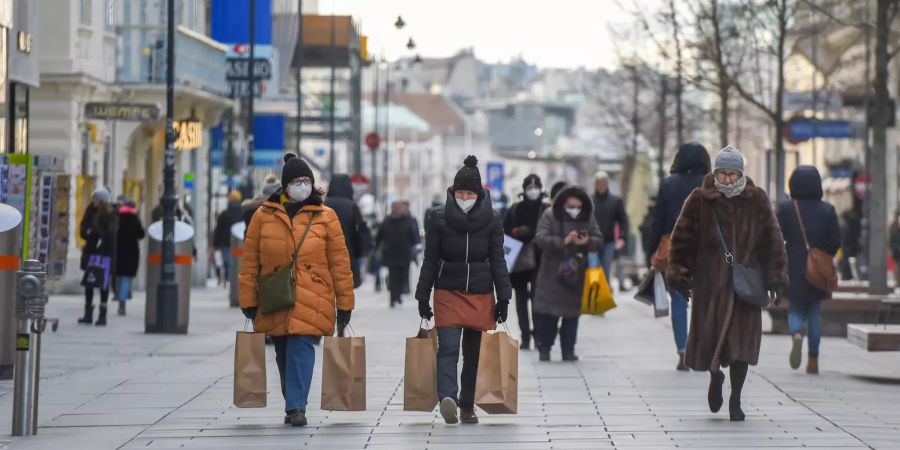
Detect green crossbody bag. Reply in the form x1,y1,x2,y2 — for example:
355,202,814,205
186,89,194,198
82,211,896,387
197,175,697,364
257,212,317,315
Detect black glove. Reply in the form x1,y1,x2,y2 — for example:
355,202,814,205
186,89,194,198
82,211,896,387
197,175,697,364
515,225,534,241
336,310,352,328
418,300,434,320
241,307,257,320
495,299,510,323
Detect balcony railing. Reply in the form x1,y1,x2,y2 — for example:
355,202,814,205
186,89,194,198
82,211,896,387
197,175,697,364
117,25,228,97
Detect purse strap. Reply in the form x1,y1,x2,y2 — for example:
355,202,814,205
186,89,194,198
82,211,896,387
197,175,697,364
713,215,735,266
290,212,318,264
792,200,811,251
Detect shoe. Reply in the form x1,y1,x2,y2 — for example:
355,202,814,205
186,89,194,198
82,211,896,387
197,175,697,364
562,353,579,362
283,412,291,424
806,355,819,375
539,347,551,362
117,301,126,316
729,395,745,421
460,406,479,424
95,306,108,326
789,333,803,370
676,353,689,371
439,397,459,424
77,306,94,325
286,409,307,427
708,371,725,413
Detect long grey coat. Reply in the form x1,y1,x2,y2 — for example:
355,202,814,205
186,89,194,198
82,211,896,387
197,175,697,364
533,186,604,318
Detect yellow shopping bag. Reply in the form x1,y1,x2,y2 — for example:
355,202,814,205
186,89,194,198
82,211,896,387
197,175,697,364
581,267,616,315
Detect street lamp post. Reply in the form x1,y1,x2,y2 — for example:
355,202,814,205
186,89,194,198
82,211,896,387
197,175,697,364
156,0,178,334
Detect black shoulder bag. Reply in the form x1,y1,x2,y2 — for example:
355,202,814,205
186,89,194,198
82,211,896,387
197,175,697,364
713,215,768,307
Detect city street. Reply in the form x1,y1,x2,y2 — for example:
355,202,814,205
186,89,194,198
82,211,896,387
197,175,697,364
0,280,898,449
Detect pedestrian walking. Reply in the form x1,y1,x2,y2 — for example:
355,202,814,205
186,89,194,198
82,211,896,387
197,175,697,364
592,171,629,291
533,185,603,362
647,142,711,370
776,166,840,375
376,201,419,307
239,154,355,427
503,174,547,350
891,211,900,289
212,190,244,285
415,155,512,425
325,174,374,288
114,199,145,316
242,173,282,227
666,145,788,422
78,187,118,326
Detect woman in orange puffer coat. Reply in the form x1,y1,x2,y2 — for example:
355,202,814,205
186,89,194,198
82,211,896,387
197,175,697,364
239,153,355,427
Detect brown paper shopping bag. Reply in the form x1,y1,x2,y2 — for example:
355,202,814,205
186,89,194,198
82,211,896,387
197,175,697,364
321,335,367,411
474,329,519,414
233,331,267,408
403,326,439,411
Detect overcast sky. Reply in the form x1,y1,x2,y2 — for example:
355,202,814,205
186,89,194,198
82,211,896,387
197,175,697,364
323,0,637,69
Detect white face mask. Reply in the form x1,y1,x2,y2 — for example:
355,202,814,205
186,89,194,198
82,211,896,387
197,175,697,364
565,207,581,219
456,198,477,213
287,182,312,202
525,188,541,201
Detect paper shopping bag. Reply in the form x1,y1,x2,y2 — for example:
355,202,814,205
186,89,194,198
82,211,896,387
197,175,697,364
403,327,439,411
321,336,367,411
474,330,519,414
233,331,267,408
653,271,670,318
581,267,616,315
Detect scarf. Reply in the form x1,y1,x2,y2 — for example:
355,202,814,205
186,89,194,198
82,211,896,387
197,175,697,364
714,176,747,198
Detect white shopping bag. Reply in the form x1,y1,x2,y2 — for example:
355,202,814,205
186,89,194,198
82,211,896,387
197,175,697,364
502,235,523,273
653,271,670,318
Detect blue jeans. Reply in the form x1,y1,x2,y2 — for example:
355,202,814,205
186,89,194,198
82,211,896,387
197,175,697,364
116,276,133,301
601,243,616,289
670,289,688,353
437,327,481,409
222,251,232,280
272,335,317,412
788,301,822,357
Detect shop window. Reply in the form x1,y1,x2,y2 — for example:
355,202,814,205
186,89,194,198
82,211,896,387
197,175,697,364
81,0,92,26
11,84,28,154
105,0,115,31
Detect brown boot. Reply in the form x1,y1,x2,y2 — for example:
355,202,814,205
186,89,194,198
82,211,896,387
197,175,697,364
789,333,803,370
460,406,479,424
806,355,819,375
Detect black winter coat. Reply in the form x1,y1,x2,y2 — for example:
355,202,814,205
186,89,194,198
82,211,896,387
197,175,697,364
592,191,629,245
647,142,710,257
213,202,243,249
503,197,547,244
776,166,841,306
80,204,118,271
416,190,512,302
116,209,145,277
325,175,374,260
376,214,419,268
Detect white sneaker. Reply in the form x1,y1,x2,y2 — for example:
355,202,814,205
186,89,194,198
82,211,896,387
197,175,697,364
439,397,459,424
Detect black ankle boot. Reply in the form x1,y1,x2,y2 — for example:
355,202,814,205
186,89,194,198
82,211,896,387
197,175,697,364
729,395,745,421
708,371,725,413
78,305,94,325
95,306,108,326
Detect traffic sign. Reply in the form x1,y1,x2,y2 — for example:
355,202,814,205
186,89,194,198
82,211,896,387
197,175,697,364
365,132,381,150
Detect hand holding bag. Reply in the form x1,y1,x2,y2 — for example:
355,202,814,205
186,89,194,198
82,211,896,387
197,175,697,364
581,267,616,315
321,327,367,411
403,322,439,412
256,213,316,315
793,200,838,294
233,321,267,408
474,326,519,414
714,217,768,307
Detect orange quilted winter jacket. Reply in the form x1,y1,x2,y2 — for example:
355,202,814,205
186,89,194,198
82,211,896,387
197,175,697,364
239,199,355,336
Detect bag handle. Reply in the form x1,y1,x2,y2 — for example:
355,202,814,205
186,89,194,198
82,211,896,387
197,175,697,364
713,215,735,266
792,200,811,251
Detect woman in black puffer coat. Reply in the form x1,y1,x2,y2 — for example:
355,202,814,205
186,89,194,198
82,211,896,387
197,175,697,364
503,174,547,349
416,155,512,426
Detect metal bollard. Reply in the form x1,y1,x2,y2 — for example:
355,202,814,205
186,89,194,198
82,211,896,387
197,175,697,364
12,259,58,436
0,203,23,380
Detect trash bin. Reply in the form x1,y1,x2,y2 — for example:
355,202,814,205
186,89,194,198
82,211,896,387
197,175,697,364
0,204,22,380
229,221,246,308
145,221,194,334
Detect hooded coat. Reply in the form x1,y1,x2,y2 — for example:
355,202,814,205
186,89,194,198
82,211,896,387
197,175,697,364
415,189,512,303
325,175,374,286
239,191,355,337
647,143,710,258
666,175,788,370
115,205,145,277
213,201,244,249
533,186,604,318
775,166,841,306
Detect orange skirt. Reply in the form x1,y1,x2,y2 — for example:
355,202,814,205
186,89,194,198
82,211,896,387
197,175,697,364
433,289,496,332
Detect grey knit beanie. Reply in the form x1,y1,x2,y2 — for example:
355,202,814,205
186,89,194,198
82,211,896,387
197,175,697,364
714,145,744,173
92,187,111,204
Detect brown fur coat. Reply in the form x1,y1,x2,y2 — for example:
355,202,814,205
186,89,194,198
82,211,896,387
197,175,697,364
666,175,788,371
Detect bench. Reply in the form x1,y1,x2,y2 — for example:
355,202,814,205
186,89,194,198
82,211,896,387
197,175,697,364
767,293,900,337
847,299,900,351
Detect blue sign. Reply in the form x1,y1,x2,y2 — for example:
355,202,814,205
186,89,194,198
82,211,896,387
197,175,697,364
789,119,862,141
486,162,505,192
211,115,286,169
314,148,326,158
211,0,272,45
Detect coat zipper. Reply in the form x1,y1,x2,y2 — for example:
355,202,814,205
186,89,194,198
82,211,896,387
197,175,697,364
465,233,470,292
437,260,444,279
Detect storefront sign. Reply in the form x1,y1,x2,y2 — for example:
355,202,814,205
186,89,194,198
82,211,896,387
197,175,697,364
174,121,203,151
84,103,160,121
226,58,273,81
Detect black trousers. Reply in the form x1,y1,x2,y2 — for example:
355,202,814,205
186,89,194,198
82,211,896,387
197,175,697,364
510,271,535,342
388,264,408,305
535,312,579,354
84,287,109,309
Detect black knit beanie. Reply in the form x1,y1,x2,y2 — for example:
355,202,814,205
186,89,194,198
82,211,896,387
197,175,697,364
452,155,482,193
281,153,315,188
522,173,543,191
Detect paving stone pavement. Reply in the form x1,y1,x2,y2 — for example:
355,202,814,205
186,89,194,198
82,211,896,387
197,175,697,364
0,279,898,449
